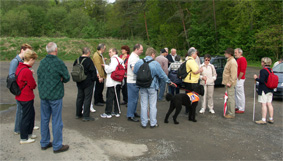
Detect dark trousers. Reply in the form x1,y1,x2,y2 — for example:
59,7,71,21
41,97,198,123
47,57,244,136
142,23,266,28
184,83,198,113
121,77,128,103
19,100,35,140
105,85,121,115
94,79,104,104
76,82,94,118
169,84,180,95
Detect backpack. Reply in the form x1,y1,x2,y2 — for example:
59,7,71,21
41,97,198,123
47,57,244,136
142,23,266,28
6,67,27,96
136,59,154,88
168,70,182,84
177,58,192,79
264,68,279,89
71,58,87,82
111,57,125,82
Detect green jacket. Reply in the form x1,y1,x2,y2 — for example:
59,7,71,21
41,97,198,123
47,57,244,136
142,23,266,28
37,54,70,100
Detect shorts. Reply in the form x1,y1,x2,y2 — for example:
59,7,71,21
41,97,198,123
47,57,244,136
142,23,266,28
258,91,273,103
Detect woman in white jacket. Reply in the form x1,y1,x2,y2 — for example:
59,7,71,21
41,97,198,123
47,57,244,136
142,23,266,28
101,48,125,118
199,54,217,114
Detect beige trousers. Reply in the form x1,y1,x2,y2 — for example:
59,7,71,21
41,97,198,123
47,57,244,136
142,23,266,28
226,85,236,116
201,85,214,110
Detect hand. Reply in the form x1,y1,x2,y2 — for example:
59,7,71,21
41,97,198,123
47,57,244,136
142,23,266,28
226,83,231,88
99,78,104,83
104,58,107,61
170,82,177,88
199,67,203,73
61,77,63,82
101,64,105,67
202,76,207,81
254,74,258,79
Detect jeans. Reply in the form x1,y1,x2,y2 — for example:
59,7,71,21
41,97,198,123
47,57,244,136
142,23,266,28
40,99,63,151
140,88,157,126
158,78,166,100
105,85,121,115
19,100,35,140
127,83,139,117
14,100,23,133
76,82,94,118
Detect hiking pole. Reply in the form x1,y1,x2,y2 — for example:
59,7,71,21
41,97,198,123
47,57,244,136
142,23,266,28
113,85,121,114
253,80,256,122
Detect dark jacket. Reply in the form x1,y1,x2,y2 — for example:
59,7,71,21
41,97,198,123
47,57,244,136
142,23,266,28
166,54,181,66
256,67,274,95
73,56,97,89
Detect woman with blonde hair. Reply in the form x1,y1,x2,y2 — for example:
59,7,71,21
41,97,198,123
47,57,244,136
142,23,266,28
254,57,274,125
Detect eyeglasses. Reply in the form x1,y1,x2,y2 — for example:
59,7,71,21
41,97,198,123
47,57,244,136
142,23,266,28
205,59,210,61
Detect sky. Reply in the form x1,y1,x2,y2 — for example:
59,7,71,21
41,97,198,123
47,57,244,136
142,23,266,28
107,0,116,3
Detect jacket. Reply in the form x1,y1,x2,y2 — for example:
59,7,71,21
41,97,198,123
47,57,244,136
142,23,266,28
200,63,217,86
9,55,23,78
37,54,70,100
15,63,37,101
183,57,200,83
92,51,106,79
104,55,125,87
222,56,238,86
133,56,171,90
256,68,274,95
155,55,169,75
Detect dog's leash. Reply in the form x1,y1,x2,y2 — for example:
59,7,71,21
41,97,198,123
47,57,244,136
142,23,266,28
171,84,200,96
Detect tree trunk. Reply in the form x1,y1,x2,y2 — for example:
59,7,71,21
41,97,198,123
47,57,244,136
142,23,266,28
178,3,189,48
144,11,150,42
213,0,217,37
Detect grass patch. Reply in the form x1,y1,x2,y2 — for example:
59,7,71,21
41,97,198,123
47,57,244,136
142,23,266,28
247,61,262,68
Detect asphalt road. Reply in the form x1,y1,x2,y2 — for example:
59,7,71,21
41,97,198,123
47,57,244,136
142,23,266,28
0,61,282,160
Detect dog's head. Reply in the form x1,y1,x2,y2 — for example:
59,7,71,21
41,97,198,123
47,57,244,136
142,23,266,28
194,84,204,96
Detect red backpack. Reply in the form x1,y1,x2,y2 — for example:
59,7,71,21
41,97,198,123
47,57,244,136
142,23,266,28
264,68,279,89
111,57,125,82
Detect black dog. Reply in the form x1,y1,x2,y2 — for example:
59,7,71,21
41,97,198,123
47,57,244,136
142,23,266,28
164,85,204,124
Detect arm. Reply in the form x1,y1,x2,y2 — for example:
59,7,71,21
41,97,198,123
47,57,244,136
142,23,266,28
155,63,171,83
212,65,217,81
133,60,142,74
59,61,70,83
189,60,200,74
8,58,19,78
164,59,169,75
104,57,119,74
228,63,237,86
254,70,266,83
89,60,98,81
25,69,37,89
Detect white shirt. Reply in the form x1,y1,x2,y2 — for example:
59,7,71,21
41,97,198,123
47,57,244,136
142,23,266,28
127,52,140,83
104,55,125,87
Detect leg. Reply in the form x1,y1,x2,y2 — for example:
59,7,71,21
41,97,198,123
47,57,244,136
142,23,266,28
261,103,267,120
20,100,34,140
164,102,175,123
94,80,104,104
235,79,245,111
189,102,198,122
14,100,23,133
127,83,139,117
148,88,158,126
40,100,51,148
267,102,274,119
140,88,149,126
175,85,180,94
158,79,166,100
76,87,84,117
122,78,128,103
201,85,208,110
28,101,35,135
83,83,94,118
113,85,121,114
105,87,114,115
226,86,236,116
207,85,214,110
172,103,182,124
50,99,63,151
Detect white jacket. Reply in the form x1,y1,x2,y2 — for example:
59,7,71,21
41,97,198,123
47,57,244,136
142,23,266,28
104,55,125,87
200,63,217,86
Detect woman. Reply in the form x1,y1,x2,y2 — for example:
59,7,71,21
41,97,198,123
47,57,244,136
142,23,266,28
199,54,217,114
119,45,130,105
254,57,274,125
15,49,38,144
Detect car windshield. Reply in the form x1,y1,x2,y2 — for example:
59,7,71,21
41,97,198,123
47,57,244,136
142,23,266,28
273,63,283,73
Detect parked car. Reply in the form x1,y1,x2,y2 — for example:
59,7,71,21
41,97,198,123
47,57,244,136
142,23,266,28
200,56,226,86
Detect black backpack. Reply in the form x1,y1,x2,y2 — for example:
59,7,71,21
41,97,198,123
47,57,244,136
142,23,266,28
136,59,154,88
177,58,192,79
6,67,27,96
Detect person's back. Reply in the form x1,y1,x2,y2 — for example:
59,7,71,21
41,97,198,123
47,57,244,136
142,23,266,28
155,55,168,75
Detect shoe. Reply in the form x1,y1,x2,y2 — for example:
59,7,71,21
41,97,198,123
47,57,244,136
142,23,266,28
235,110,244,114
20,138,35,144
33,126,39,130
100,113,112,118
29,134,37,139
199,108,205,114
14,132,20,135
235,108,239,112
120,102,127,105
41,142,52,150
224,115,235,119
95,103,104,106
76,115,82,119
82,117,95,121
150,124,159,128
209,109,215,114
157,99,165,102
134,113,140,118
90,104,96,113
53,145,69,153
141,125,146,129
128,117,139,122
111,113,120,118
267,119,274,124
255,120,267,125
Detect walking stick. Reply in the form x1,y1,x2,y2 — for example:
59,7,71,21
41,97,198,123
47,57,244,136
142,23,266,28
114,85,121,114
253,80,256,122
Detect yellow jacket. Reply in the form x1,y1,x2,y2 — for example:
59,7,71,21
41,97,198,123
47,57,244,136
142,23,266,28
92,51,106,79
222,56,238,86
183,57,200,83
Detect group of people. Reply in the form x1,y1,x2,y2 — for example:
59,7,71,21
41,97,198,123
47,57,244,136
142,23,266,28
8,42,277,153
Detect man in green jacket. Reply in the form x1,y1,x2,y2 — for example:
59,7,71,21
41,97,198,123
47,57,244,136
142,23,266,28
37,42,70,153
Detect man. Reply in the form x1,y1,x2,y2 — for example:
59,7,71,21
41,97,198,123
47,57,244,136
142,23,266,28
127,44,143,122
168,56,182,95
38,42,70,153
74,47,97,121
155,49,169,101
234,48,247,114
134,47,175,128
273,56,282,67
222,48,238,119
166,48,180,66
8,44,32,135
92,44,107,106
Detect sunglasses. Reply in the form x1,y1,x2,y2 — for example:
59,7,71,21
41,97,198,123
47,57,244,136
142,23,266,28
205,59,210,61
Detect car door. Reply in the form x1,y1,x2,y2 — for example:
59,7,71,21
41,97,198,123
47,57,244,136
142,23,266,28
211,58,222,85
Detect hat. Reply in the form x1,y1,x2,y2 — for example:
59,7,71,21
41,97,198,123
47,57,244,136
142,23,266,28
225,48,234,56
160,49,167,53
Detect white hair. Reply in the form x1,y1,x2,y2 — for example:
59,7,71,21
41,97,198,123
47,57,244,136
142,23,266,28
235,48,243,54
46,42,57,54
187,48,197,56
171,48,176,52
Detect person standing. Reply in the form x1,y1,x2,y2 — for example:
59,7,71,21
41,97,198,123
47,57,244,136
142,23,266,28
168,56,182,95
119,45,130,105
74,47,97,121
127,44,143,122
254,57,274,125
16,49,38,144
155,49,169,101
38,42,70,153
199,54,217,114
101,48,124,118
166,48,180,67
92,44,107,106
8,44,32,135
134,47,175,128
222,48,238,119
234,48,247,114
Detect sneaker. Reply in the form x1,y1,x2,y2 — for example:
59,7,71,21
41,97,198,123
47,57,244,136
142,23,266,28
209,109,215,114
82,117,95,122
41,142,52,150
235,110,244,114
267,119,274,124
224,115,235,119
14,132,20,135
199,108,205,114
112,112,120,117
20,138,35,144
100,113,112,118
33,126,39,130
255,120,267,125
90,104,96,113
150,124,159,128
29,134,37,139
54,145,69,153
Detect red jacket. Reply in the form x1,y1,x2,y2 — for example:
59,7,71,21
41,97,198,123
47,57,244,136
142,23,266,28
15,63,37,101
119,54,130,76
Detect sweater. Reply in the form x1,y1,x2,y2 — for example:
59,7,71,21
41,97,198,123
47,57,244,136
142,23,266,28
237,57,247,79
222,57,238,86
256,68,274,95
37,54,70,100
200,63,217,86
15,63,37,101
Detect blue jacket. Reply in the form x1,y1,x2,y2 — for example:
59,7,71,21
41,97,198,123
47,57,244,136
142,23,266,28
9,55,23,78
256,68,274,95
134,56,171,90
